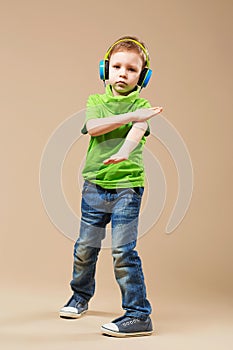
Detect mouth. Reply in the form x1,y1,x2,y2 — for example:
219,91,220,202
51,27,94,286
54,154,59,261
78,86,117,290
116,81,127,86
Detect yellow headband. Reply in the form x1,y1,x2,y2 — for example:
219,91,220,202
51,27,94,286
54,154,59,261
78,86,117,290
104,38,150,68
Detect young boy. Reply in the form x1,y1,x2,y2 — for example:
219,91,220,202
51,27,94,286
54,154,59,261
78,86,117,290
59,36,163,337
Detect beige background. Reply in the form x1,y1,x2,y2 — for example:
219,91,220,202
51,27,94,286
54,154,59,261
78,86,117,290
1,0,233,349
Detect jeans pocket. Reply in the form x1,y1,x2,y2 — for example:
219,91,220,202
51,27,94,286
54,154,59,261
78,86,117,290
130,187,144,199
82,181,90,195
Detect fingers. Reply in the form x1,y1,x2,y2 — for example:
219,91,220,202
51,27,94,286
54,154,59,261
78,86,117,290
151,107,163,113
103,158,112,164
103,156,127,164
147,107,163,119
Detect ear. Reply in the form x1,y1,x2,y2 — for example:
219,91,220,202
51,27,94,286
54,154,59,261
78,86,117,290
138,68,152,88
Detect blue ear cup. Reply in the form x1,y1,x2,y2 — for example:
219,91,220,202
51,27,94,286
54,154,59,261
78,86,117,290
142,69,152,88
137,67,152,88
99,60,105,80
99,60,109,81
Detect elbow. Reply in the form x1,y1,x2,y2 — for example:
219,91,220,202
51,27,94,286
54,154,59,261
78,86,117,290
87,127,101,136
86,121,105,136
86,127,101,137
86,120,96,136
87,128,95,136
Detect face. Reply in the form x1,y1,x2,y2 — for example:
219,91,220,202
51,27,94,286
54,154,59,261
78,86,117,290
108,50,143,96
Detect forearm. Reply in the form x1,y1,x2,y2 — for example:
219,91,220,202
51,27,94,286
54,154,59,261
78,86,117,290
103,122,147,164
86,112,134,136
118,122,147,155
128,121,148,142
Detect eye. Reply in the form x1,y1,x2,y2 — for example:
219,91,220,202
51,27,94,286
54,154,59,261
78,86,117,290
113,64,120,69
128,67,136,72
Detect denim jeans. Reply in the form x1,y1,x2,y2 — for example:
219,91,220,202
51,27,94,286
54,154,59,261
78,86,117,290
70,180,152,320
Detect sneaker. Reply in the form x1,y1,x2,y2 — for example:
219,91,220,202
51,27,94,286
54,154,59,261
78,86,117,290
59,296,88,319
101,315,153,337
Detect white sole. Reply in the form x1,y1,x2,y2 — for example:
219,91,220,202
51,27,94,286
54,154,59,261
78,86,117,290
59,310,87,319
101,326,153,338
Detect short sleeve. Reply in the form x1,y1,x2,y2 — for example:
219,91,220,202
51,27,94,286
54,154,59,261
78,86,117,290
135,98,151,137
81,95,102,134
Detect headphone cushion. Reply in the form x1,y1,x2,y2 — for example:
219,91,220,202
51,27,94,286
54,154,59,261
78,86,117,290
99,60,109,81
104,60,109,80
138,67,152,88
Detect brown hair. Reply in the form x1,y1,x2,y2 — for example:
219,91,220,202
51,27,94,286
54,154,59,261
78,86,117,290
107,36,149,68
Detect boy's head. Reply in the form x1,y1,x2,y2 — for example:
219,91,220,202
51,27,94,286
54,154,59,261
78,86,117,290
99,36,152,96
107,36,149,69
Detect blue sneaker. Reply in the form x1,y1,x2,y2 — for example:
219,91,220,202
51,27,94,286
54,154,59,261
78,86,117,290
59,296,88,319
101,315,153,337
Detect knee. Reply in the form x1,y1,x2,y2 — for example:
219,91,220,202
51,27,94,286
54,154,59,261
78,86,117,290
74,243,99,263
112,241,137,267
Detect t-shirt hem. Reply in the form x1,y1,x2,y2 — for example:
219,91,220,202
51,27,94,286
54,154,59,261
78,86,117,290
84,179,145,189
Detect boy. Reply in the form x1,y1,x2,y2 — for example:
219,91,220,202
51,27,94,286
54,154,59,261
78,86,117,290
60,36,163,337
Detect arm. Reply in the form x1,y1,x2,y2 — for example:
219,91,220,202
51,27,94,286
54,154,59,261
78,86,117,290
103,122,148,164
86,112,134,136
86,107,163,136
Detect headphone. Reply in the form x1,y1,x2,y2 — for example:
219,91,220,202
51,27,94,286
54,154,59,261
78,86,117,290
99,38,152,89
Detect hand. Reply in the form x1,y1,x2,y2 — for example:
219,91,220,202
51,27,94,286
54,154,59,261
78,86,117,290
103,153,129,165
131,107,163,122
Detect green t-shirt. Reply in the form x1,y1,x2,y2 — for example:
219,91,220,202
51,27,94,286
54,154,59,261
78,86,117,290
81,85,151,189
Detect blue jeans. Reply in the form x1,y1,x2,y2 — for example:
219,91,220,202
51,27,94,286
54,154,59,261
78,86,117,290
70,181,152,320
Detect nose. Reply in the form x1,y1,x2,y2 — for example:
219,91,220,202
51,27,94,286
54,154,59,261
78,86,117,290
119,67,127,77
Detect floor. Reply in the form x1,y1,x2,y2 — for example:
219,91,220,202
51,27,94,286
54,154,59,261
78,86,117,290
1,284,233,350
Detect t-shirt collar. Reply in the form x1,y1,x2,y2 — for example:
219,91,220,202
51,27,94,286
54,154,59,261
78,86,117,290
104,84,140,103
